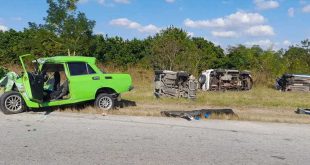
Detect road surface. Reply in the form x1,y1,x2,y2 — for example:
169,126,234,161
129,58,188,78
0,111,310,165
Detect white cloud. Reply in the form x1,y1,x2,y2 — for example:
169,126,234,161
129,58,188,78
245,39,293,50
288,8,295,17
114,0,130,4
139,24,160,33
211,31,238,38
300,0,307,5
184,11,265,29
97,0,105,5
110,18,161,34
78,0,89,4
245,39,275,49
0,25,8,31
11,17,23,21
187,32,194,37
246,25,275,36
283,40,291,46
80,0,130,5
254,0,279,10
184,11,275,38
302,5,310,13
165,0,175,3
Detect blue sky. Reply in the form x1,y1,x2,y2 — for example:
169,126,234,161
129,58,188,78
0,0,310,50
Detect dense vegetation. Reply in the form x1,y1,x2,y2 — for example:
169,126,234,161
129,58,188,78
0,0,310,85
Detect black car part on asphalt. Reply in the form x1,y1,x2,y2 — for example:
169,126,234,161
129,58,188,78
161,109,236,121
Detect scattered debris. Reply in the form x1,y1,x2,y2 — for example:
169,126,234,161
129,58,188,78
154,70,197,99
276,74,310,92
296,108,310,115
199,69,253,91
161,109,236,121
102,112,107,116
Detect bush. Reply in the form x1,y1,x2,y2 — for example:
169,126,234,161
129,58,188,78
0,67,8,78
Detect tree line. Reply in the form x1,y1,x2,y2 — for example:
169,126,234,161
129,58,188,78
0,0,310,84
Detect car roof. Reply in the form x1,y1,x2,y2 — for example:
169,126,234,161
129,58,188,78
37,56,96,64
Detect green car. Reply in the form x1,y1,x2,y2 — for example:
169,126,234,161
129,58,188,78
0,54,133,114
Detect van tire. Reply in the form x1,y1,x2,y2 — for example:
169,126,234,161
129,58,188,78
198,75,206,84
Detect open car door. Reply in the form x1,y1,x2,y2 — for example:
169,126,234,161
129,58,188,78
20,54,44,102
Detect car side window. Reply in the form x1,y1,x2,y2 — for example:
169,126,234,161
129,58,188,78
68,62,96,76
87,64,96,74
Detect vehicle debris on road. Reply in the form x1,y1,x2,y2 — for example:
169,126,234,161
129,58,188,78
154,70,197,99
276,74,310,92
161,109,236,121
199,69,253,91
296,108,310,115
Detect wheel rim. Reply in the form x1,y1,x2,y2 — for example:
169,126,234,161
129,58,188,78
98,96,113,110
4,95,22,112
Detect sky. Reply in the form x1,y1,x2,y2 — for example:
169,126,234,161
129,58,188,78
0,0,310,50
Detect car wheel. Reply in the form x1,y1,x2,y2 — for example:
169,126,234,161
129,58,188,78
95,94,114,111
198,74,206,84
0,91,26,114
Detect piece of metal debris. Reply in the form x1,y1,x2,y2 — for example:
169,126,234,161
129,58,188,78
161,109,236,121
296,108,310,115
102,112,107,116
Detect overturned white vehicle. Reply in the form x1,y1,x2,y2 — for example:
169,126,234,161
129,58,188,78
154,70,197,99
198,69,253,91
276,74,310,92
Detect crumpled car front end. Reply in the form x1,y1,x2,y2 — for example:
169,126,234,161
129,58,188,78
0,72,22,96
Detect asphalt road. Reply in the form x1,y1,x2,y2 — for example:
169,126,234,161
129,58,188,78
0,112,310,165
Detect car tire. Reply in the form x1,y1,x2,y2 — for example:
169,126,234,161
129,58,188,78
198,74,206,84
0,91,26,114
95,94,115,111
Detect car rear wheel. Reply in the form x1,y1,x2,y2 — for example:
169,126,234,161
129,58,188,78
95,94,114,111
0,91,26,114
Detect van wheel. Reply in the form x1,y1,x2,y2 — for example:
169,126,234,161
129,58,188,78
0,91,26,114
95,94,114,111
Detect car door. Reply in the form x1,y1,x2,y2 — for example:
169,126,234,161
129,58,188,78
66,62,100,101
19,54,44,102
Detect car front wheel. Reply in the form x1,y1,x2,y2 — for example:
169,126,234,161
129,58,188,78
95,94,115,111
0,91,26,114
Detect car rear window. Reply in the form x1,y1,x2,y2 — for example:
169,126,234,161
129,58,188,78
68,62,96,76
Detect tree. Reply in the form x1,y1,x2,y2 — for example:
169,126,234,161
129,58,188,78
225,45,264,70
283,46,310,73
44,0,95,56
301,39,310,53
151,27,196,72
192,37,225,73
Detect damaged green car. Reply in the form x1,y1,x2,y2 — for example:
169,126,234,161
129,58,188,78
0,54,133,114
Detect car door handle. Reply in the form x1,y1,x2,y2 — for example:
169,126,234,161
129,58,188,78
105,76,112,79
92,76,100,80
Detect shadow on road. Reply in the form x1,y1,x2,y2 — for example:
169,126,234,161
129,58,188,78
25,99,137,115
116,99,137,108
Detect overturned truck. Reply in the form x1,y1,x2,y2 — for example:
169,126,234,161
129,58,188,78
276,74,310,92
198,69,253,91
154,70,197,99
